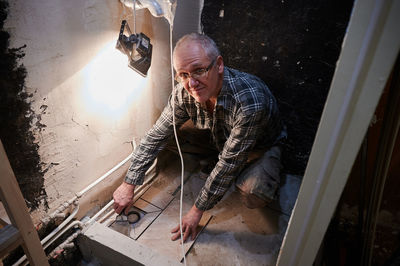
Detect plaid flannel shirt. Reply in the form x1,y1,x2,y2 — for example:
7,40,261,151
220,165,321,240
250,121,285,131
125,67,285,211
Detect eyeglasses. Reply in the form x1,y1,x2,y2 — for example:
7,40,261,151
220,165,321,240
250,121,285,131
175,58,216,83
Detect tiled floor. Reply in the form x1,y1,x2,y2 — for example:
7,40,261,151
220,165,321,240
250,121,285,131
80,151,301,265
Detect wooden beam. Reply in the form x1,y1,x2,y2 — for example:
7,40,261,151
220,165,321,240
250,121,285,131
0,140,49,266
0,201,11,227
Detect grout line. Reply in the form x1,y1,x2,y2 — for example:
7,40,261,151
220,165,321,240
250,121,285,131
139,198,163,210
133,197,175,240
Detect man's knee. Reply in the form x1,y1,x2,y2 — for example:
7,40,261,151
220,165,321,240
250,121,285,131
238,188,272,209
235,146,282,209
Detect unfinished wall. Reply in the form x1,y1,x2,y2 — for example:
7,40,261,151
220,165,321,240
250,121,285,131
202,0,354,174
3,0,174,222
0,0,45,211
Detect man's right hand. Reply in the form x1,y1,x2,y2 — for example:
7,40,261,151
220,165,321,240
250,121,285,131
113,182,136,214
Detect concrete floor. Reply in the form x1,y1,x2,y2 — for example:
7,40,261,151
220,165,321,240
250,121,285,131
78,151,301,266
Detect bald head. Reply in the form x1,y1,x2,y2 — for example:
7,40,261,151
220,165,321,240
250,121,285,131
173,33,220,63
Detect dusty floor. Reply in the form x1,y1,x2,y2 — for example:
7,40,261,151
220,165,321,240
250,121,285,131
79,151,300,265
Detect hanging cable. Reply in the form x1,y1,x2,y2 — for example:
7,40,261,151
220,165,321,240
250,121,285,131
169,24,187,266
133,0,136,34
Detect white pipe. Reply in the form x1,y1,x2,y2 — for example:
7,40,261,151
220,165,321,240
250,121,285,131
41,151,134,225
13,205,80,266
16,144,143,265
98,177,151,226
18,222,84,266
48,232,80,259
15,142,157,265
98,208,116,224
17,164,158,266
43,221,83,250
41,197,78,224
41,205,80,247
76,152,134,197
42,138,138,225
88,163,158,225
87,200,115,225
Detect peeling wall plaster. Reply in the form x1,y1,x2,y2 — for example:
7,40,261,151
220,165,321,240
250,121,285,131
0,0,46,210
4,0,176,220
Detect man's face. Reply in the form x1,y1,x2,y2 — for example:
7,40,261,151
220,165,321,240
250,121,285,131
174,41,224,104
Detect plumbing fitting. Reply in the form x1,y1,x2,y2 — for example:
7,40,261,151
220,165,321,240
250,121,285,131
48,231,81,259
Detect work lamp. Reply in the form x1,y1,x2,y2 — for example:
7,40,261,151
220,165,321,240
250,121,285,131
115,20,152,77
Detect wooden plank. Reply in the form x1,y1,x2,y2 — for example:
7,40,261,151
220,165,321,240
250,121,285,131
0,224,22,258
0,202,11,227
0,140,48,266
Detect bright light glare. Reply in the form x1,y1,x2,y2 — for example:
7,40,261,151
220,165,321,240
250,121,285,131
82,41,148,118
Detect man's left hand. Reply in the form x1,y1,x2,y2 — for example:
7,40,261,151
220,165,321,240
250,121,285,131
171,205,204,242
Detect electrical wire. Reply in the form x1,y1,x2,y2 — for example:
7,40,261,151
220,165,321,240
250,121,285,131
169,24,187,266
133,0,136,34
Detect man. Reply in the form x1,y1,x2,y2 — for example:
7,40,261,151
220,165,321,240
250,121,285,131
113,33,286,242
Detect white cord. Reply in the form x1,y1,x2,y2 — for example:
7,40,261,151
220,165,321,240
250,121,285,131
133,0,136,34
169,24,187,265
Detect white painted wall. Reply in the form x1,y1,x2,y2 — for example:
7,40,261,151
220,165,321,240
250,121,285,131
4,0,175,220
